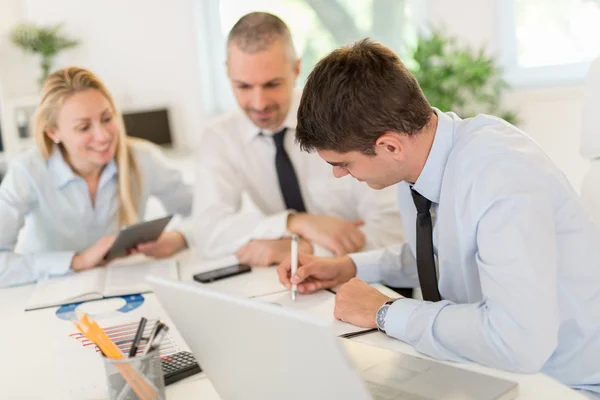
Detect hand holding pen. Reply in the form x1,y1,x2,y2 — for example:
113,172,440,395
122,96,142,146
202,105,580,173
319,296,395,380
277,253,357,295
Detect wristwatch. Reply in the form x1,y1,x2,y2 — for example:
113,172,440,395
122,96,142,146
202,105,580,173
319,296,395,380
376,299,396,334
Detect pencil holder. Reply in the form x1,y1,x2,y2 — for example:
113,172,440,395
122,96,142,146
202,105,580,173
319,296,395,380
103,346,166,400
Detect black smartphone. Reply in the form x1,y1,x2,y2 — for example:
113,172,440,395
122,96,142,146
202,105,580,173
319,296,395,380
193,264,252,283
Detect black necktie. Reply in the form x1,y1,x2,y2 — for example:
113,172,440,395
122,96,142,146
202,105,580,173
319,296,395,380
272,128,306,212
411,188,441,302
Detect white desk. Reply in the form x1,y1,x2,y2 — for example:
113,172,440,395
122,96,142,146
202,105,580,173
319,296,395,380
0,254,587,399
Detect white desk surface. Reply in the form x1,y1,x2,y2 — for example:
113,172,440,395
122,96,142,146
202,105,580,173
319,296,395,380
0,253,586,400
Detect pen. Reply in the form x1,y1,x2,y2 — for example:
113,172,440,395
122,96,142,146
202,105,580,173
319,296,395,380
339,328,378,339
142,321,165,355
141,320,161,355
146,325,169,354
129,317,147,358
291,234,299,301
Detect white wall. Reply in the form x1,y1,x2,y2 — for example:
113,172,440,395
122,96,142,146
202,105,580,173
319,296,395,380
426,0,589,191
0,0,37,98
0,0,36,158
0,0,206,155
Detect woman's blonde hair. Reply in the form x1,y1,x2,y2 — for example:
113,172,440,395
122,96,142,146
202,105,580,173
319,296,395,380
33,66,140,226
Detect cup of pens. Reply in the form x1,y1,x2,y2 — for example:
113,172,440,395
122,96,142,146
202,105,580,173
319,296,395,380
101,317,168,400
73,312,168,400
104,346,165,400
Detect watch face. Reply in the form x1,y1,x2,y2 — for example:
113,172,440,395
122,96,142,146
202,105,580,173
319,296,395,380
377,304,389,331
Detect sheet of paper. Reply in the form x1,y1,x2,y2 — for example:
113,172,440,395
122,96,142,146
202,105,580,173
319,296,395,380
103,259,178,297
206,267,287,298
255,289,371,337
25,268,105,310
367,283,402,299
181,257,287,298
254,284,403,337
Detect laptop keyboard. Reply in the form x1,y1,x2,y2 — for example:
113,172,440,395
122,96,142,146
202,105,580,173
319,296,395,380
366,381,431,400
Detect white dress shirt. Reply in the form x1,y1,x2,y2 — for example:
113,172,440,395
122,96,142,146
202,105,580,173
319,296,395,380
0,140,193,288
350,109,600,393
193,91,404,259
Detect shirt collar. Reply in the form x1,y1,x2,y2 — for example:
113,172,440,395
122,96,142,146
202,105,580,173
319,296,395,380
48,146,78,188
48,146,118,189
98,157,118,191
241,88,301,143
412,108,457,204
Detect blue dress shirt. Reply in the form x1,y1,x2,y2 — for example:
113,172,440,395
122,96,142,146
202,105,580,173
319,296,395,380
0,140,193,288
350,109,600,393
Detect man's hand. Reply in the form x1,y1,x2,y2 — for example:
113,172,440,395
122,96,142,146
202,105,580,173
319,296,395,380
277,253,356,294
71,235,116,271
287,214,366,256
135,231,188,259
334,278,395,328
236,238,313,267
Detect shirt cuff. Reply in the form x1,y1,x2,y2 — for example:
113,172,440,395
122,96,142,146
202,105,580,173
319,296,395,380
384,297,421,341
252,210,292,239
35,251,76,278
349,249,385,283
172,221,193,248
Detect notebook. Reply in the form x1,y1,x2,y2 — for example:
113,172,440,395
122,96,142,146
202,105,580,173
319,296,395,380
25,258,178,311
254,283,401,337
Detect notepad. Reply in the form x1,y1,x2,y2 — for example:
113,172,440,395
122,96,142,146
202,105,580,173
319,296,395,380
254,283,400,337
25,259,178,311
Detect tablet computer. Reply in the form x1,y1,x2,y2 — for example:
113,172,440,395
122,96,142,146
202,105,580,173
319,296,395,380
104,215,173,260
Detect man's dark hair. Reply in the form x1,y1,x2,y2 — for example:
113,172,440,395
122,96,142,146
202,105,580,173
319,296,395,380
296,39,432,155
227,12,295,58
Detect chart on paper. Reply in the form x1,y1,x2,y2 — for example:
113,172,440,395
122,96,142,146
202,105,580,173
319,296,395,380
69,318,180,357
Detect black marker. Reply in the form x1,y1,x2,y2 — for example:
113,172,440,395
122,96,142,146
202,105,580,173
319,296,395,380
129,317,147,357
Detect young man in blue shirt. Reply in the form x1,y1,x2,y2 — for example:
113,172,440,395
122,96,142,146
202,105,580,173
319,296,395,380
278,39,600,396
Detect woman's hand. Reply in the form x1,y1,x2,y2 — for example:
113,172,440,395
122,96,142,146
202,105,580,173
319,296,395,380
70,235,116,271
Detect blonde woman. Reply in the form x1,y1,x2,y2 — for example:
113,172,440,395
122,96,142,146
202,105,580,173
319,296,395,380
0,67,193,288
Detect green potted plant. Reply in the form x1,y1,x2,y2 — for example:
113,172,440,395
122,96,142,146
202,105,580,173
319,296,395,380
10,23,80,88
409,30,518,124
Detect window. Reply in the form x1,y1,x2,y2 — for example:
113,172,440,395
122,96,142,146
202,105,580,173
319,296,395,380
219,0,425,84
499,0,600,86
195,0,426,115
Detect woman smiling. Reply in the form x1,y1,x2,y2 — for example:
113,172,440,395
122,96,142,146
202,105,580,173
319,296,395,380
0,67,193,288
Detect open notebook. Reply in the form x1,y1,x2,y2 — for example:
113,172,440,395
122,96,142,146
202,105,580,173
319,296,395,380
254,284,401,337
25,259,178,311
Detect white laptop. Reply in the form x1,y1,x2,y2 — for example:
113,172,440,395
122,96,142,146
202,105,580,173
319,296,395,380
148,276,518,400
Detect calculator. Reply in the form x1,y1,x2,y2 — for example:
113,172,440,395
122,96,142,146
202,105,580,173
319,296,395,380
160,351,202,385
